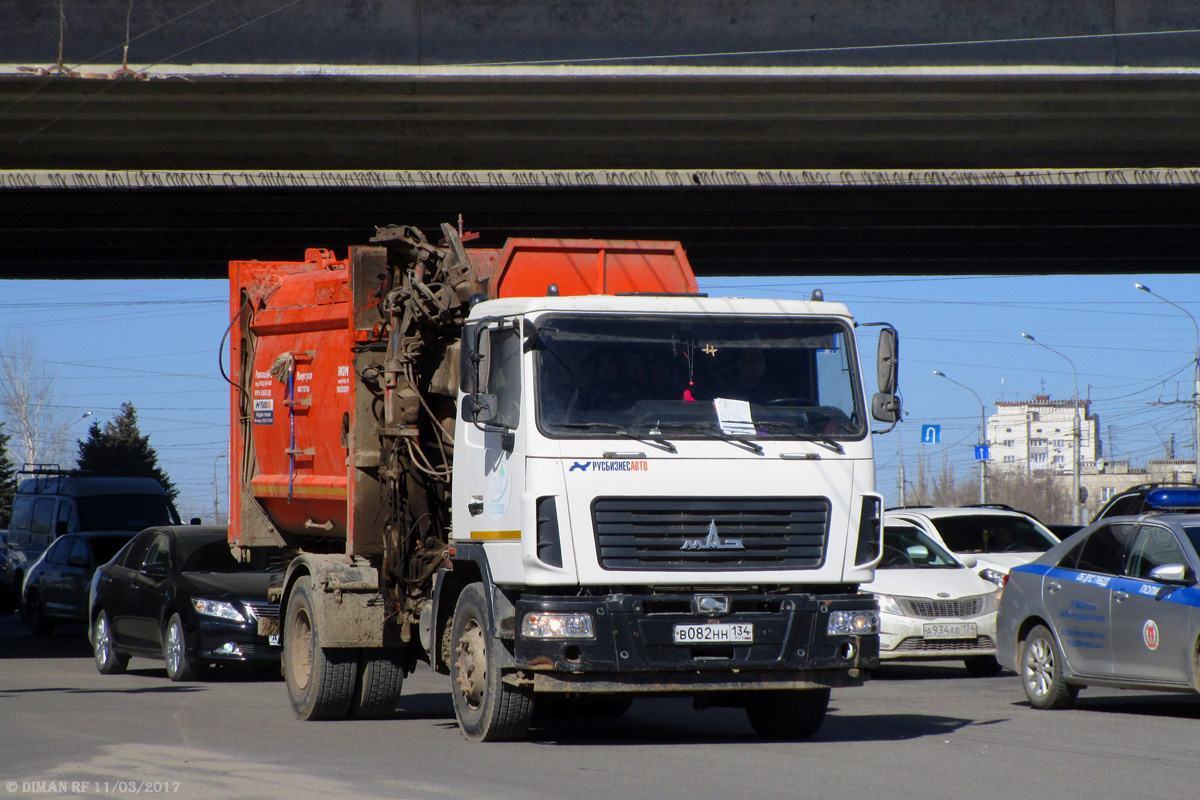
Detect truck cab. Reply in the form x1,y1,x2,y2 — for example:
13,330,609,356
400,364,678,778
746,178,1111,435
442,293,894,737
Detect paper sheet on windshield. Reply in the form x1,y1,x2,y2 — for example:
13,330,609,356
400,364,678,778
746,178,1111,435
713,398,755,436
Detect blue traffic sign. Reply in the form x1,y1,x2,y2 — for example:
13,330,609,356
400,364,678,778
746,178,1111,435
921,424,941,444
975,445,989,461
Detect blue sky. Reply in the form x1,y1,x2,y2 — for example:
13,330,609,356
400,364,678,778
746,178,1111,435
704,273,1200,503
2,272,1198,520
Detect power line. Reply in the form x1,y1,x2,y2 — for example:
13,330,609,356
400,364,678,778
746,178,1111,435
460,27,1200,68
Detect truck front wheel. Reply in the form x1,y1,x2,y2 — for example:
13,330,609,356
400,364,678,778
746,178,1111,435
745,688,830,739
450,582,534,741
284,576,356,720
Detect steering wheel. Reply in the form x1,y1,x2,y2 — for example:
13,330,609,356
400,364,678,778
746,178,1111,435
881,546,913,567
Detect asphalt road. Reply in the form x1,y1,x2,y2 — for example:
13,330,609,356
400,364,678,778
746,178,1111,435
1,612,1197,800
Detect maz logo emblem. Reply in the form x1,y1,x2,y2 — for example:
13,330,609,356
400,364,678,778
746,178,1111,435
681,520,745,551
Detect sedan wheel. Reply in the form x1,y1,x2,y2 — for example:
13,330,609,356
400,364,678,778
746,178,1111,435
25,590,54,635
1020,625,1078,709
164,613,196,682
93,611,129,675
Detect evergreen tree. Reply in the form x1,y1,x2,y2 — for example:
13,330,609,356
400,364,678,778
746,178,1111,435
0,422,16,528
76,403,178,501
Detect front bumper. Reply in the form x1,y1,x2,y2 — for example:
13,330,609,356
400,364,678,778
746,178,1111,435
878,611,997,661
193,617,281,665
513,591,878,693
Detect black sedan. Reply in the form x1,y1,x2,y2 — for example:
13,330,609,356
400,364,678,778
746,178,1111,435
88,526,283,680
20,532,135,633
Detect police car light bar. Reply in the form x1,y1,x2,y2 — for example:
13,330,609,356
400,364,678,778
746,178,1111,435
1144,488,1200,510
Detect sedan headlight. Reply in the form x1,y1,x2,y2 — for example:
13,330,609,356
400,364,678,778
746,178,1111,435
872,593,902,616
979,568,1006,587
192,598,246,623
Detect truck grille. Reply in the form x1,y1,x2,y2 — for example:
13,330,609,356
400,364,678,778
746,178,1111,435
592,496,829,571
899,597,983,618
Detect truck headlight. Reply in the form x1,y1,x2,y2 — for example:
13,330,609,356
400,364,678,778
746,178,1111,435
828,610,879,635
521,612,595,639
193,598,246,623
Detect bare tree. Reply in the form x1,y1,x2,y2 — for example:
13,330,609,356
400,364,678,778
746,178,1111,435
905,453,977,508
987,468,1073,526
0,336,81,468
902,453,1072,525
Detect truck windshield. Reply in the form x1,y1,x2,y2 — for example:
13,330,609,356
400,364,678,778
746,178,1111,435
534,314,865,441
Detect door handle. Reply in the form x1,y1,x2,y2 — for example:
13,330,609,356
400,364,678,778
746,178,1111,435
1047,581,1061,593
468,496,484,516
1114,590,1129,602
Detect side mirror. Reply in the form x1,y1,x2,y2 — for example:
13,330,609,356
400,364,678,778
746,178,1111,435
143,562,168,579
461,393,499,425
67,555,88,569
958,554,978,569
872,392,901,423
473,326,492,394
906,544,929,561
1149,563,1191,584
876,326,898,395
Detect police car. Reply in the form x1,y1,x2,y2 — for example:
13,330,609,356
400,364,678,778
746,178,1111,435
997,488,1200,709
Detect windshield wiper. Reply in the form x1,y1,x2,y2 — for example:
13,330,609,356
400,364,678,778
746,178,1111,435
656,422,764,455
754,421,845,454
554,422,677,453
705,430,764,455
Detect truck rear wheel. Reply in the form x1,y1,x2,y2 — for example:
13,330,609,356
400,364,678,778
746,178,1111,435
450,582,534,741
745,688,830,739
350,648,405,719
284,576,356,720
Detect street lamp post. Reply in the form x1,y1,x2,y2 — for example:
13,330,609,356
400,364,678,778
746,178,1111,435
1021,333,1082,525
1135,283,1200,485
933,369,988,504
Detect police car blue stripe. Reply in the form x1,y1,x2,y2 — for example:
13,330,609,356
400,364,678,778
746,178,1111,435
1025,564,1200,609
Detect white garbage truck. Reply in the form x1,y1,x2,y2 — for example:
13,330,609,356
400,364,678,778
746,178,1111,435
226,222,900,740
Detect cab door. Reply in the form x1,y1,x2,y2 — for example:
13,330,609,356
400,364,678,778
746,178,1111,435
1109,523,1196,685
452,321,528,582
1043,522,1136,678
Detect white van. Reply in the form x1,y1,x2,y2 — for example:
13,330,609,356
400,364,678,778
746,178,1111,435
5,468,181,587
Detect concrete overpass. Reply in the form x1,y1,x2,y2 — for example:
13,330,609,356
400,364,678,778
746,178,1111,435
3,1,1200,277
